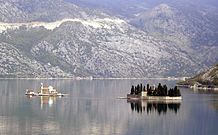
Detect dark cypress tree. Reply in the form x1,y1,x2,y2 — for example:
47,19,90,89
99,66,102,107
174,86,178,96
135,86,137,95
137,84,140,95
163,85,168,96
177,89,181,96
147,84,149,91
131,85,134,95
148,88,152,96
140,83,143,92
157,83,163,96
158,83,162,90
174,86,181,97
168,88,173,97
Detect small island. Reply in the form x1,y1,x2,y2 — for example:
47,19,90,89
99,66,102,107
25,83,67,97
127,83,182,100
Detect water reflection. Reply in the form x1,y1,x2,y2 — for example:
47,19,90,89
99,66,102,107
40,96,56,108
0,79,218,135
128,100,181,115
26,96,58,109
187,88,218,112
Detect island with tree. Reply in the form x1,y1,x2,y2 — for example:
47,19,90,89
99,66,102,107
127,83,182,100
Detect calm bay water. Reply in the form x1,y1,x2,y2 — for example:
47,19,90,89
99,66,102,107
0,79,217,135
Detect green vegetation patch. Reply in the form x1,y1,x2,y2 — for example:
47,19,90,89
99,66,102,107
0,27,51,56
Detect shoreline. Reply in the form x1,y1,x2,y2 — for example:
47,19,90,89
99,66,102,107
178,84,218,91
127,94,182,100
0,77,187,80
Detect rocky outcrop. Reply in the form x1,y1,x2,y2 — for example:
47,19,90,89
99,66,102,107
179,64,218,86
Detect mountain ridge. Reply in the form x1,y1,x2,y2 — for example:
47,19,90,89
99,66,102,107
130,3,218,47
0,17,207,78
0,0,217,78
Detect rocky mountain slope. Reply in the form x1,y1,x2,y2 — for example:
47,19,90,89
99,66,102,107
0,0,217,78
0,17,205,78
73,0,218,73
130,3,218,47
130,3,218,65
179,64,218,86
72,0,218,50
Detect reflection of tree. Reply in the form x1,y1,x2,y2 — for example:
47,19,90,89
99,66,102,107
168,103,180,113
128,100,181,115
40,96,56,108
130,102,145,113
26,96,57,109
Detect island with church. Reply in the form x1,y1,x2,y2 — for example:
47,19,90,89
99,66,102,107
25,83,67,97
127,83,182,100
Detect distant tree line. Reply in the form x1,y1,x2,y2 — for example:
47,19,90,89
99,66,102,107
130,83,181,97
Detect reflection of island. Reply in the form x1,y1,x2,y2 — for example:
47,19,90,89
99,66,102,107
40,96,56,108
26,95,57,108
128,100,181,115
